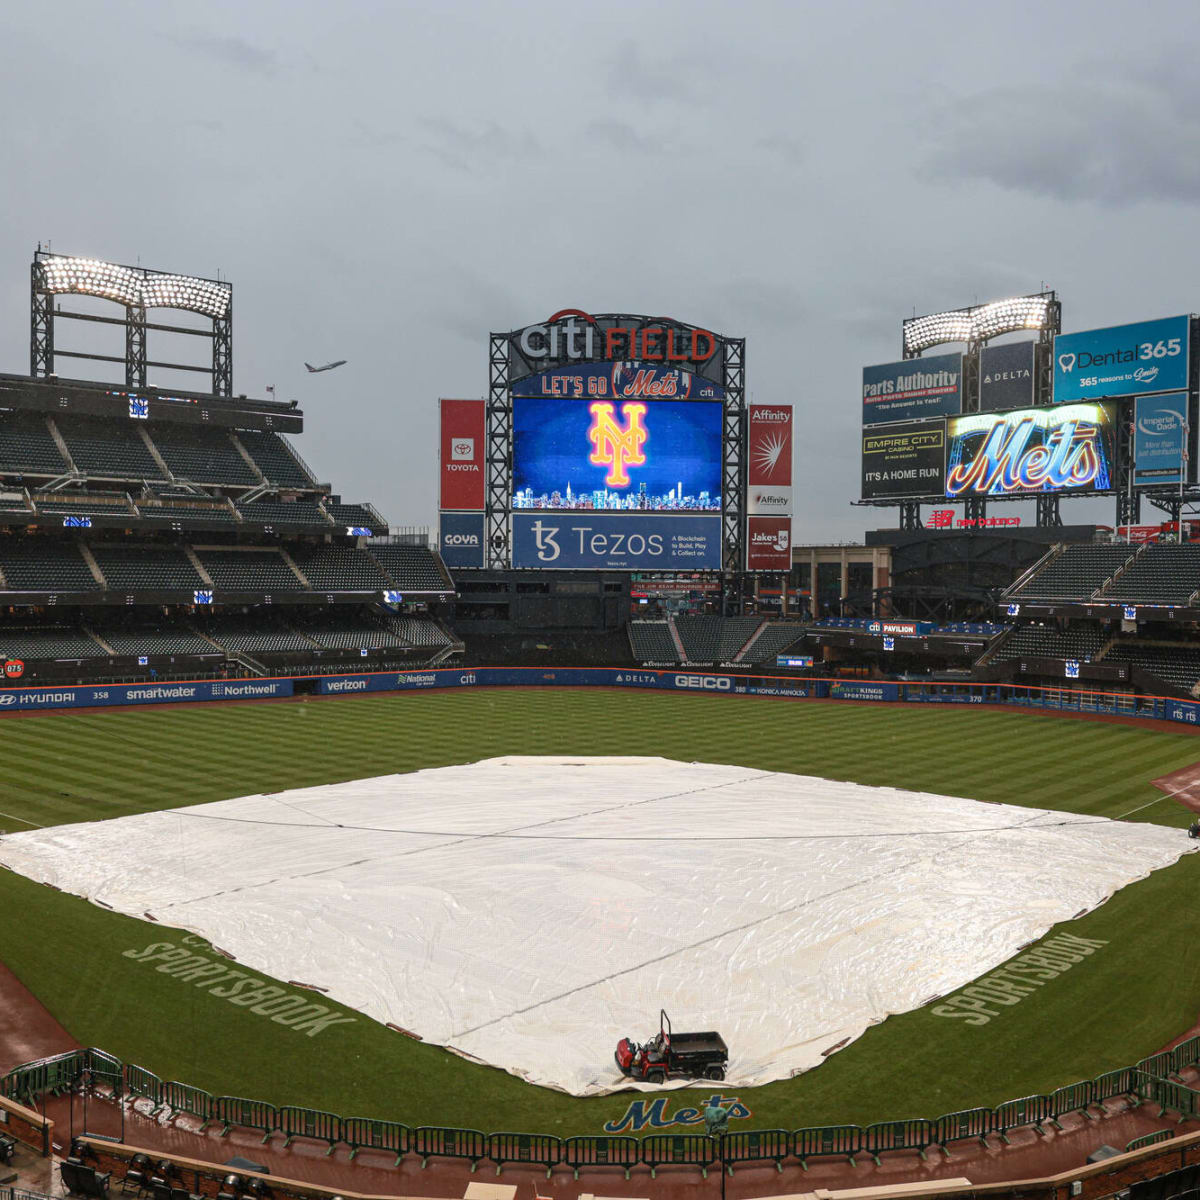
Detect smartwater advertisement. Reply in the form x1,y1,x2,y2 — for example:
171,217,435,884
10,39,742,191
0,678,293,713
1053,315,1190,403
511,511,722,570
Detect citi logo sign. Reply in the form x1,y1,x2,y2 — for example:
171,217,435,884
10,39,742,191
674,674,731,691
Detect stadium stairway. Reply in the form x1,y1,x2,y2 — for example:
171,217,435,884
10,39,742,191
666,615,687,661
733,619,770,663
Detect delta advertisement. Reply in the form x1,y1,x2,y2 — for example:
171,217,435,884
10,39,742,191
979,340,1036,411
747,404,792,515
746,516,791,570
512,397,722,512
438,511,486,569
945,403,1115,497
511,511,721,570
861,421,946,499
511,362,724,400
1053,315,1190,403
1133,393,1191,487
862,352,963,425
0,677,292,713
439,399,486,510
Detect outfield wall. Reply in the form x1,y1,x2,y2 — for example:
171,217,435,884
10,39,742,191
1,666,1198,728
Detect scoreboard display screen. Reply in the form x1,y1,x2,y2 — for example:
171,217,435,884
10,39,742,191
512,395,722,512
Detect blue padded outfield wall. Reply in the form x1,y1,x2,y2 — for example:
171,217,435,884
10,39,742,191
1,665,1199,728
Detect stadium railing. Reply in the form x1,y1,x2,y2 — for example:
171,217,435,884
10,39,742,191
6,1043,1199,1176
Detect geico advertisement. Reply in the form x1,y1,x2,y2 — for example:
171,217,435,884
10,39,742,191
945,403,1115,497
511,512,722,569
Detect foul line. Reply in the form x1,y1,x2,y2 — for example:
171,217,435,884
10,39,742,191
0,809,43,829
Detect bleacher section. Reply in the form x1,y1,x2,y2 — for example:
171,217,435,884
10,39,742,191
0,626,105,659
368,544,452,592
740,622,808,664
0,413,68,475
1105,641,1200,695
237,431,317,489
674,615,724,662
1008,544,1137,601
202,621,318,655
101,627,220,657
34,492,133,518
290,545,390,590
135,501,238,525
148,427,260,486
1100,546,1200,606
629,620,677,662
717,616,762,660
236,497,332,527
382,615,453,647
326,501,384,530
89,545,205,590
194,549,301,590
58,419,162,479
990,624,1107,663
0,540,98,590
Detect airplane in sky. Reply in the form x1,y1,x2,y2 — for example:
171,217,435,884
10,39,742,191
304,360,347,373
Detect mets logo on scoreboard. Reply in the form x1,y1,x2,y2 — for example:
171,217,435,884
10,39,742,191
588,401,647,487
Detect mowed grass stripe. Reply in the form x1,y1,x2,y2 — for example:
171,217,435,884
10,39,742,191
2,689,1199,1134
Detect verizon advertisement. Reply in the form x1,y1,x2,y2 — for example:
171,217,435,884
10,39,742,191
439,399,486,511
746,516,791,570
748,404,793,515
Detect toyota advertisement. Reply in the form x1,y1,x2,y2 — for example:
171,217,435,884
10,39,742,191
439,398,486,510
945,403,1116,497
1053,315,1190,403
862,352,963,425
511,512,721,570
861,420,946,499
1133,392,1191,487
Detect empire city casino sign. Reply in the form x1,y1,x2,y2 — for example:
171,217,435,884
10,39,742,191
506,310,727,386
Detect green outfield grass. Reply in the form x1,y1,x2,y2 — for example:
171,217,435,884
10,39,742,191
1,690,1199,1136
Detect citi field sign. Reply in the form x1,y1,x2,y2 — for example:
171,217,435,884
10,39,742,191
506,310,728,386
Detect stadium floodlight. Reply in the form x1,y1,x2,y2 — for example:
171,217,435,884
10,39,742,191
36,256,142,307
35,253,231,319
903,293,1056,355
141,272,231,319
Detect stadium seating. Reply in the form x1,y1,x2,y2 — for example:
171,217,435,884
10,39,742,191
1105,641,1200,694
0,625,107,659
289,545,390,590
990,624,1107,662
136,501,238,525
237,431,317,489
716,616,762,660
740,621,809,664
236,498,332,527
100,627,220,657
303,625,409,650
0,413,69,474
325,500,384,530
58,419,163,480
89,545,206,590
674,615,725,661
367,544,452,591
148,427,260,486
0,540,98,590
194,549,302,590
629,620,677,661
1009,544,1138,601
201,620,318,654
34,492,135,518
381,615,453,647
1098,546,1200,605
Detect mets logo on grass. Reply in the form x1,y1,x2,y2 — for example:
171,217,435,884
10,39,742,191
588,402,648,487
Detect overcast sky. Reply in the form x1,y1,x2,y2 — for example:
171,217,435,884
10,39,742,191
2,0,1199,541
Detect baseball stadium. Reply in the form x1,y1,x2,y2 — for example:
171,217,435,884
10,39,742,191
4,256,1200,1200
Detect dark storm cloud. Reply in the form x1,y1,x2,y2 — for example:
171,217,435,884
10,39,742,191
585,119,669,155
418,117,542,173
926,57,1200,206
167,31,277,73
606,40,695,103
756,135,804,169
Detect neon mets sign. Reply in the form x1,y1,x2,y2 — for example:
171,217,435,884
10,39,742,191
589,401,647,487
945,404,1114,497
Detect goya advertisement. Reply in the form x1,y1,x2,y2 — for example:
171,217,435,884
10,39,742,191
945,403,1115,497
1053,315,1190,403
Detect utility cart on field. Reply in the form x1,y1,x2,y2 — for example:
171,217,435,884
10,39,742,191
614,1009,728,1084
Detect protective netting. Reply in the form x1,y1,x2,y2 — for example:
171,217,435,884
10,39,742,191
0,756,1189,1094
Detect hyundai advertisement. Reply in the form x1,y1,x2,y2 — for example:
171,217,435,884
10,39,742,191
1053,315,1190,403
1133,392,1191,487
945,404,1115,497
512,512,721,570
512,396,722,512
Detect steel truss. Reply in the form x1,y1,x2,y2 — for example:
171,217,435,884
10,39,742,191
486,334,511,569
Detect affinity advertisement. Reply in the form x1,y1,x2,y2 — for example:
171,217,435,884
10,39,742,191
0,678,293,713
512,511,721,570
746,516,791,571
512,397,722,511
862,352,962,425
861,421,946,499
748,403,792,516
1133,392,1190,487
1053,315,1189,403
511,362,724,400
945,403,1115,497
979,340,1036,411
438,511,486,568
439,398,486,511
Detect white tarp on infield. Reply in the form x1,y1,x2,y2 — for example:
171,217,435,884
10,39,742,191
0,756,1190,1095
